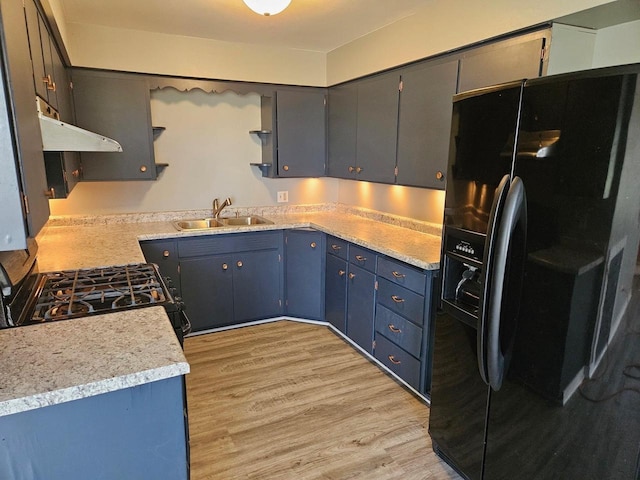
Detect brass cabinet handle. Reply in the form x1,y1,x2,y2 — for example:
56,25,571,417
391,295,405,303
355,255,366,262
283,165,289,171
348,272,356,280
331,244,341,251
310,242,317,249
392,271,406,279
140,165,148,172
42,74,52,85
162,250,170,258
388,324,402,334
44,187,55,199
237,261,243,268
338,269,346,277
436,171,445,181
388,355,401,365
348,166,355,173
356,167,363,173
222,263,228,270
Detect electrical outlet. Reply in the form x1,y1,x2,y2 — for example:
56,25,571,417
277,191,289,203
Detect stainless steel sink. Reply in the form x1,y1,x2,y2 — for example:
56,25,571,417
217,216,272,226
173,218,222,230
173,215,272,230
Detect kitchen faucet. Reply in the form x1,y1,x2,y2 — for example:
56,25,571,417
212,197,232,218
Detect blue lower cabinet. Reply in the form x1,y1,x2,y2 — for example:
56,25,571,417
0,377,188,480
346,264,376,353
374,333,421,391
285,230,325,320
233,248,283,322
181,254,234,331
325,252,347,333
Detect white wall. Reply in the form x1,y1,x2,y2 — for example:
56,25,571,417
49,90,338,216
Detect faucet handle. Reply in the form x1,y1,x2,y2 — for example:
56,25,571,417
213,198,219,210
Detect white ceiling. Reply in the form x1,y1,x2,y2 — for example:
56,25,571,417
57,0,436,53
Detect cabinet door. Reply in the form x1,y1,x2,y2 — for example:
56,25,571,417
233,249,282,322
327,82,358,179
396,59,458,189
285,230,325,320
346,264,376,353
355,71,399,184
0,0,49,248
276,90,326,177
180,255,234,332
24,0,47,100
140,240,181,297
458,37,546,93
38,15,56,109
72,69,156,180
325,253,347,333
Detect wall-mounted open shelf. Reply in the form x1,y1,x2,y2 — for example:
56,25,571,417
250,162,272,176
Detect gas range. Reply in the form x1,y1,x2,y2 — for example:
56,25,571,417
0,240,190,343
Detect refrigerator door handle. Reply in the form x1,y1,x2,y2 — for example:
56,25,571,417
478,174,511,385
486,176,527,391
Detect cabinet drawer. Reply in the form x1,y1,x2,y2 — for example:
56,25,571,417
374,333,420,390
326,236,348,260
350,245,376,273
377,277,424,325
377,256,426,294
375,305,423,358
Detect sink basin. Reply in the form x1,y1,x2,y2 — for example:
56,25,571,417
173,215,272,230
173,218,222,230
217,216,273,226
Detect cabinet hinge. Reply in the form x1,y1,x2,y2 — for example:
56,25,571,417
541,46,549,61
278,254,282,262
394,166,398,177
69,80,73,90
372,340,376,350
284,236,288,245
324,96,327,106
279,299,282,307
22,193,30,215
375,280,379,291
177,264,181,274
399,80,403,92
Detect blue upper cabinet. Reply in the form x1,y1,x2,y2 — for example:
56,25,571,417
253,87,327,178
327,82,358,179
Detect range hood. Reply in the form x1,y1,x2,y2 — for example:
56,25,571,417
36,97,122,152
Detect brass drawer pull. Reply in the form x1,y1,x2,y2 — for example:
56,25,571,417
162,250,170,258
388,355,401,365
310,242,317,249
391,295,405,303
222,263,228,270
348,272,356,280
331,244,341,251
338,270,346,277
237,261,243,268
348,166,355,173
392,271,405,279
356,167,363,173
355,255,366,262
388,324,402,334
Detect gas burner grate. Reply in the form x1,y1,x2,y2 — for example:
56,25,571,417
27,264,168,323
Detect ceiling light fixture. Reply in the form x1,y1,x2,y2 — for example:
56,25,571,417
242,0,291,16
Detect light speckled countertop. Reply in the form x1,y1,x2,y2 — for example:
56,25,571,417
2,208,441,417
0,307,189,416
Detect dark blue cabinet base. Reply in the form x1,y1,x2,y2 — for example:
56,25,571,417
0,376,188,480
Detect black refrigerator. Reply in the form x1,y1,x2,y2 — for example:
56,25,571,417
429,64,640,480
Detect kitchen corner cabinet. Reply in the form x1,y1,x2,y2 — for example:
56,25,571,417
285,229,325,320
253,88,326,178
177,232,283,332
71,69,157,181
0,0,50,251
327,82,358,179
396,58,459,189
327,73,398,183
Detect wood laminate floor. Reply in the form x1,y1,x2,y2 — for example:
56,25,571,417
184,320,461,480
